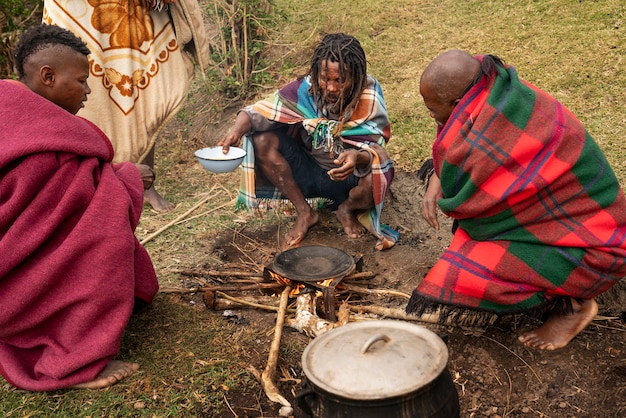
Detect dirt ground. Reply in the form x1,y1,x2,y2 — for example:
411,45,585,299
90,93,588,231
167,165,626,417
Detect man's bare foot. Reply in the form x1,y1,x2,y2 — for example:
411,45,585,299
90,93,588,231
71,360,140,389
283,210,319,249
144,186,175,213
518,298,598,350
336,206,366,239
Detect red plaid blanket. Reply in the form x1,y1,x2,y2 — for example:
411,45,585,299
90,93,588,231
407,63,626,317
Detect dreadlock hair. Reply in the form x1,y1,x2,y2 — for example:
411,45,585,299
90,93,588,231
14,24,91,79
308,33,368,118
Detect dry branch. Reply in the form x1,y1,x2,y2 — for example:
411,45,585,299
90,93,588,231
140,192,232,245
343,271,376,280
203,292,282,311
173,268,262,278
214,291,296,313
260,286,292,412
159,282,281,294
338,283,411,299
349,304,444,324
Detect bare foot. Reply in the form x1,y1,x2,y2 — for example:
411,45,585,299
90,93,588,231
71,360,140,389
518,298,598,350
336,206,366,239
283,209,319,249
144,186,175,213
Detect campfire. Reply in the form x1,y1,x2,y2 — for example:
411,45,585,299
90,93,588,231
161,244,416,417
264,266,344,322
264,245,356,322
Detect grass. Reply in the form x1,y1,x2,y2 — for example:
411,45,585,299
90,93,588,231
2,0,625,416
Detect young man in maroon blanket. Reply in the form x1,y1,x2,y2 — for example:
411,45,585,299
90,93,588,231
408,50,626,351
0,24,159,390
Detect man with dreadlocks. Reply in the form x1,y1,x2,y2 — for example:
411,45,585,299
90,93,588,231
219,33,398,251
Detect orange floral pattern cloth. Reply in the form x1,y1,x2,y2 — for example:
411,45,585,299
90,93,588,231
44,0,208,162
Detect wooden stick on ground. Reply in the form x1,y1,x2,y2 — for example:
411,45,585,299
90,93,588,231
172,269,263,278
260,285,293,416
140,192,233,245
159,282,282,294
338,283,411,299
343,271,376,281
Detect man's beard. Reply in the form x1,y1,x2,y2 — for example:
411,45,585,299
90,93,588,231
323,93,349,115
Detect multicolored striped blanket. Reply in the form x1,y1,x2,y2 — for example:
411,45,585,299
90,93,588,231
238,75,399,250
407,62,626,317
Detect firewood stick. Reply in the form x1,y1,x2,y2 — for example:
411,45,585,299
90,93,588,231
211,297,278,311
349,304,442,324
159,282,282,294
214,291,296,313
349,304,498,327
172,269,264,278
343,271,376,280
140,194,234,245
260,286,292,412
338,283,411,299
203,292,284,311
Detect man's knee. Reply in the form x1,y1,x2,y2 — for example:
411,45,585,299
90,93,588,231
340,175,373,208
251,131,279,156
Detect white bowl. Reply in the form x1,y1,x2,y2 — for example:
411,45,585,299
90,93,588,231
194,146,246,173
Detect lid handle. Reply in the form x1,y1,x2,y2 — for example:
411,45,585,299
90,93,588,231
360,334,391,354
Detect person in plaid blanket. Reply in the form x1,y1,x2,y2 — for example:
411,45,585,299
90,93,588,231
407,50,626,350
218,33,398,251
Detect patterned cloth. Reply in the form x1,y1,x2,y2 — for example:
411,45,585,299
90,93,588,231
43,0,209,163
237,75,399,250
406,62,626,317
0,80,158,391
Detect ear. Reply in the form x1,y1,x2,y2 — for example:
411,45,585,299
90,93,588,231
40,65,55,86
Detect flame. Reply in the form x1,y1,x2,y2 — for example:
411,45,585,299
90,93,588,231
318,278,334,287
290,284,306,297
265,268,336,297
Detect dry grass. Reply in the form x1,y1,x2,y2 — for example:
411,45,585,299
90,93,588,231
1,0,625,416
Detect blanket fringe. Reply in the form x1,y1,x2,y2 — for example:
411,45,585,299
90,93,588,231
405,290,574,328
236,196,331,213
405,292,499,328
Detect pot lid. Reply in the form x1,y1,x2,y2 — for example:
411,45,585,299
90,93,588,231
301,320,449,400
270,245,355,282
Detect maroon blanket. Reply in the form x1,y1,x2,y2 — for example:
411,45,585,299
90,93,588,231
0,80,158,391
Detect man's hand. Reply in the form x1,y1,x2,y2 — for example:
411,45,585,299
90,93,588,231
423,173,443,230
136,164,155,190
217,112,251,154
328,149,358,181
328,149,364,181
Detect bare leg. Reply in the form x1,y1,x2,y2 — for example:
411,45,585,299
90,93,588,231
252,132,318,248
70,360,140,389
518,298,598,350
141,144,174,213
336,175,373,239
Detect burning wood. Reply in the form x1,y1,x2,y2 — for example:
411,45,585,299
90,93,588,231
285,292,350,337
285,292,334,337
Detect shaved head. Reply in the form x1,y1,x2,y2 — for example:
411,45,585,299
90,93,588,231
420,50,480,104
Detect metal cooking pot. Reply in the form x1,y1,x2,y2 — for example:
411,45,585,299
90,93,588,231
297,320,460,418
